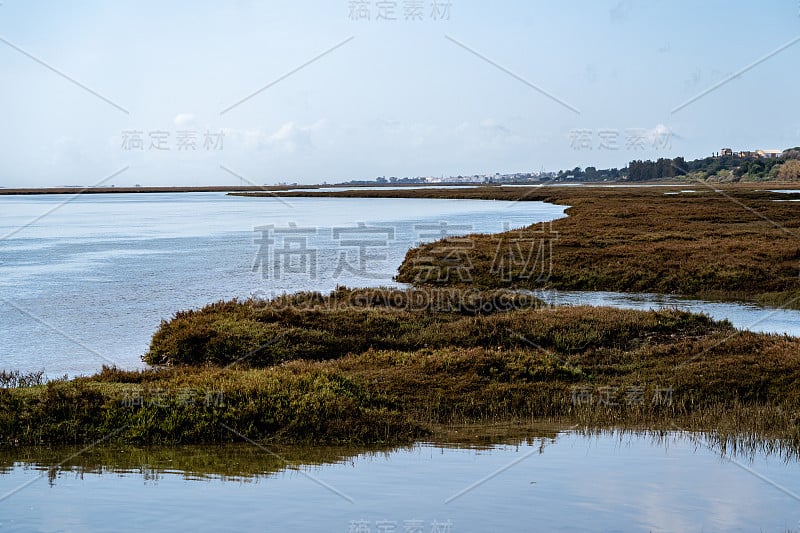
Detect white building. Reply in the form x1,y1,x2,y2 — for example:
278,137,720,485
757,149,783,159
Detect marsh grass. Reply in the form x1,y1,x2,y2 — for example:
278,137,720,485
0,370,45,388
240,184,800,306
3,288,800,447
4,185,800,447
393,186,800,307
143,287,548,367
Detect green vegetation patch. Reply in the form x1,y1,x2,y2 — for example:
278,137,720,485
4,288,799,447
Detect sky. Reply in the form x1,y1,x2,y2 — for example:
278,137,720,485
0,0,798,187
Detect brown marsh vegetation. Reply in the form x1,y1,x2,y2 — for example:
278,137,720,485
2,287,800,447
3,185,800,447
239,184,800,307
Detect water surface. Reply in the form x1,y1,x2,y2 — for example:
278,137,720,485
1,430,798,532
534,290,800,336
3,193,800,532
0,193,564,376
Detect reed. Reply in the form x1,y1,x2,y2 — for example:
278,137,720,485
2,288,799,447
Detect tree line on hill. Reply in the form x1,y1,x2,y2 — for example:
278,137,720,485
556,147,800,182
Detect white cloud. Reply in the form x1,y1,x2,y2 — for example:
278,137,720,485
647,124,681,143
227,120,328,154
173,113,196,127
479,119,512,135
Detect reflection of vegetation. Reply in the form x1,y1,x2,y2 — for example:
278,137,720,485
4,186,800,447
2,287,800,446
0,424,566,482
2,426,798,486
0,442,395,483
574,428,800,464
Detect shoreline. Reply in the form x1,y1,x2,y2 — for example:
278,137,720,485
2,185,800,447
0,185,302,195
2,287,800,447
233,183,800,308
0,182,508,195
5,180,799,196
4,424,798,473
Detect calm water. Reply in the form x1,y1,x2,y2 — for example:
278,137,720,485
2,192,800,377
3,193,800,532
0,192,565,377
0,430,798,532
533,290,800,337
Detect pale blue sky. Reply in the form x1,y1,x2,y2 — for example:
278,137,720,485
0,0,798,187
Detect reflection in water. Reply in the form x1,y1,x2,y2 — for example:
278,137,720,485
3,194,800,530
1,428,799,532
2,427,797,483
0,442,399,484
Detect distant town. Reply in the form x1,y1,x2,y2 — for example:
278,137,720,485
4,146,797,191
334,170,559,187
334,146,799,186
716,148,784,159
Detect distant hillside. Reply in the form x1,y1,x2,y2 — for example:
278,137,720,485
625,147,800,182
553,147,800,183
